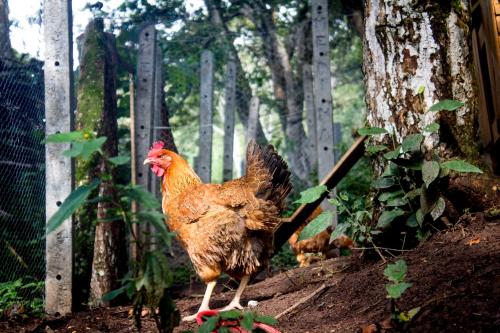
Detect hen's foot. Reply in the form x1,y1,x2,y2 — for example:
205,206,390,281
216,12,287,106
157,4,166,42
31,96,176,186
220,301,244,311
182,312,201,322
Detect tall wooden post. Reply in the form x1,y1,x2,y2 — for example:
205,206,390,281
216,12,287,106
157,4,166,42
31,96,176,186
303,65,317,170
246,96,260,145
44,0,74,315
198,50,214,183
312,0,335,216
151,42,163,198
133,24,156,257
223,59,237,181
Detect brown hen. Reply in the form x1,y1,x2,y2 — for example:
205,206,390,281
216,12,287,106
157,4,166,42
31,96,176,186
144,140,292,321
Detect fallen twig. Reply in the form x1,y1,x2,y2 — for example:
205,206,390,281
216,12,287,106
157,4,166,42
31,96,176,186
275,283,327,319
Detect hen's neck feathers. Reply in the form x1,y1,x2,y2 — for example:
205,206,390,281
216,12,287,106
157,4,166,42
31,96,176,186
161,153,201,201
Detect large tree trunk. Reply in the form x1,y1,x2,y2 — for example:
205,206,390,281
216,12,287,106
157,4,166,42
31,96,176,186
363,1,478,158
77,19,127,307
0,0,13,59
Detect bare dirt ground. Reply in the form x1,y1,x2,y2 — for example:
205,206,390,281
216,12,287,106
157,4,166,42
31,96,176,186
1,212,499,333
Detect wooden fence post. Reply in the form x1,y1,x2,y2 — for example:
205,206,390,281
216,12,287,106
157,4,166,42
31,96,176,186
44,0,74,315
311,0,335,217
133,24,156,257
303,65,317,169
223,59,237,181
198,50,214,183
151,41,163,198
246,96,260,145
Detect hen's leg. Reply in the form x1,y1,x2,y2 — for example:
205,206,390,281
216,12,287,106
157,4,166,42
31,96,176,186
221,275,250,311
182,280,217,322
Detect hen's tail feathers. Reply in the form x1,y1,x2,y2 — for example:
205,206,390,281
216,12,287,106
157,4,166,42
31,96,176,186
245,140,292,210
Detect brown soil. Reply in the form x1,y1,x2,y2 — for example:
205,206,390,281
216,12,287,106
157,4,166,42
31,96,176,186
2,213,499,333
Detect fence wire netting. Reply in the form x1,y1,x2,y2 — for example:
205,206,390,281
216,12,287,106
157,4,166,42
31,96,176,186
0,0,45,306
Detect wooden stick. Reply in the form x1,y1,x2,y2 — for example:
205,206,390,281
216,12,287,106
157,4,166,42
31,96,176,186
275,283,327,319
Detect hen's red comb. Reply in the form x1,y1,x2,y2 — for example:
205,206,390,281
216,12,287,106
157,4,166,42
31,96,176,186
151,141,165,150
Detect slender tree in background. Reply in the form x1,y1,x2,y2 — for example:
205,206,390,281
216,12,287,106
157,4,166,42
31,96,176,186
0,0,12,59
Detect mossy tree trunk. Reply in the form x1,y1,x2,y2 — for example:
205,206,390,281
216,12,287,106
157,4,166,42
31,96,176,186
363,0,478,159
76,18,126,307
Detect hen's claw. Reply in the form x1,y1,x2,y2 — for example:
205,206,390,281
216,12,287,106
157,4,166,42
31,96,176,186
182,313,200,322
220,301,244,311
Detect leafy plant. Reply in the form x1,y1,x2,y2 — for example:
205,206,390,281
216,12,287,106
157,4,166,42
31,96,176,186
45,131,179,332
185,310,279,333
383,260,420,326
0,278,44,319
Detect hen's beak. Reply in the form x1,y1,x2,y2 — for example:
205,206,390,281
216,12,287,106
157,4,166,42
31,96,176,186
143,158,153,165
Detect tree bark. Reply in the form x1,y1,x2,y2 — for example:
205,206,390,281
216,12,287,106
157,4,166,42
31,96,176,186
363,1,478,160
0,0,13,59
77,19,127,307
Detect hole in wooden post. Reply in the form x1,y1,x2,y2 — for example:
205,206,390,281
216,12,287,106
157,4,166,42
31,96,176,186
204,95,207,98
226,155,229,158
145,32,149,37
324,146,328,151
55,131,61,134
54,61,60,66
56,274,61,280
320,52,324,56
226,126,230,129
322,99,326,103
56,201,62,207
138,172,143,178
317,5,322,10
143,78,147,82
54,312,61,318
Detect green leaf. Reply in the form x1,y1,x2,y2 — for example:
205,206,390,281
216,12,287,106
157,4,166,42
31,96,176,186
79,137,107,160
62,142,84,158
298,211,333,241
440,160,483,173
406,213,419,227
102,285,127,302
372,177,395,189
218,327,230,333
122,185,160,209
255,314,278,325
44,131,83,143
430,197,446,221
416,229,431,241
219,310,241,320
386,197,408,207
241,312,255,331
416,208,425,226
366,144,388,154
382,162,398,177
358,127,388,136
294,185,328,204
198,315,219,333
422,160,440,187
386,282,412,299
401,134,424,153
109,155,131,166
423,123,439,133
46,179,100,234
404,188,422,200
428,99,464,112
398,307,420,322
384,259,408,282
330,222,349,240
378,190,404,202
377,209,405,229
383,148,401,160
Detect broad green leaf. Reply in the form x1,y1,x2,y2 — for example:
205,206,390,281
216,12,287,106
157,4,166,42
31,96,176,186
372,177,395,189
398,307,420,322
401,134,423,153
109,155,131,166
383,148,401,160
386,197,408,207
423,123,439,133
441,160,482,173
255,314,278,325
102,285,127,302
404,188,422,200
416,208,425,226
416,229,431,241
44,131,83,143
430,197,446,221
406,213,419,227
339,192,349,201
122,185,160,209
422,160,440,187
80,137,107,160
386,282,412,299
330,222,349,240
46,179,100,234
294,185,328,204
241,312,255,331
219,310,241,320
198,315,219,333
382,162,398,177
366,144,388,154
384,259,408,282
377,209,405,229
63,142,84,158
358,127,388,135
298,211,333,241
378,190,404,202
428,99,464,112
